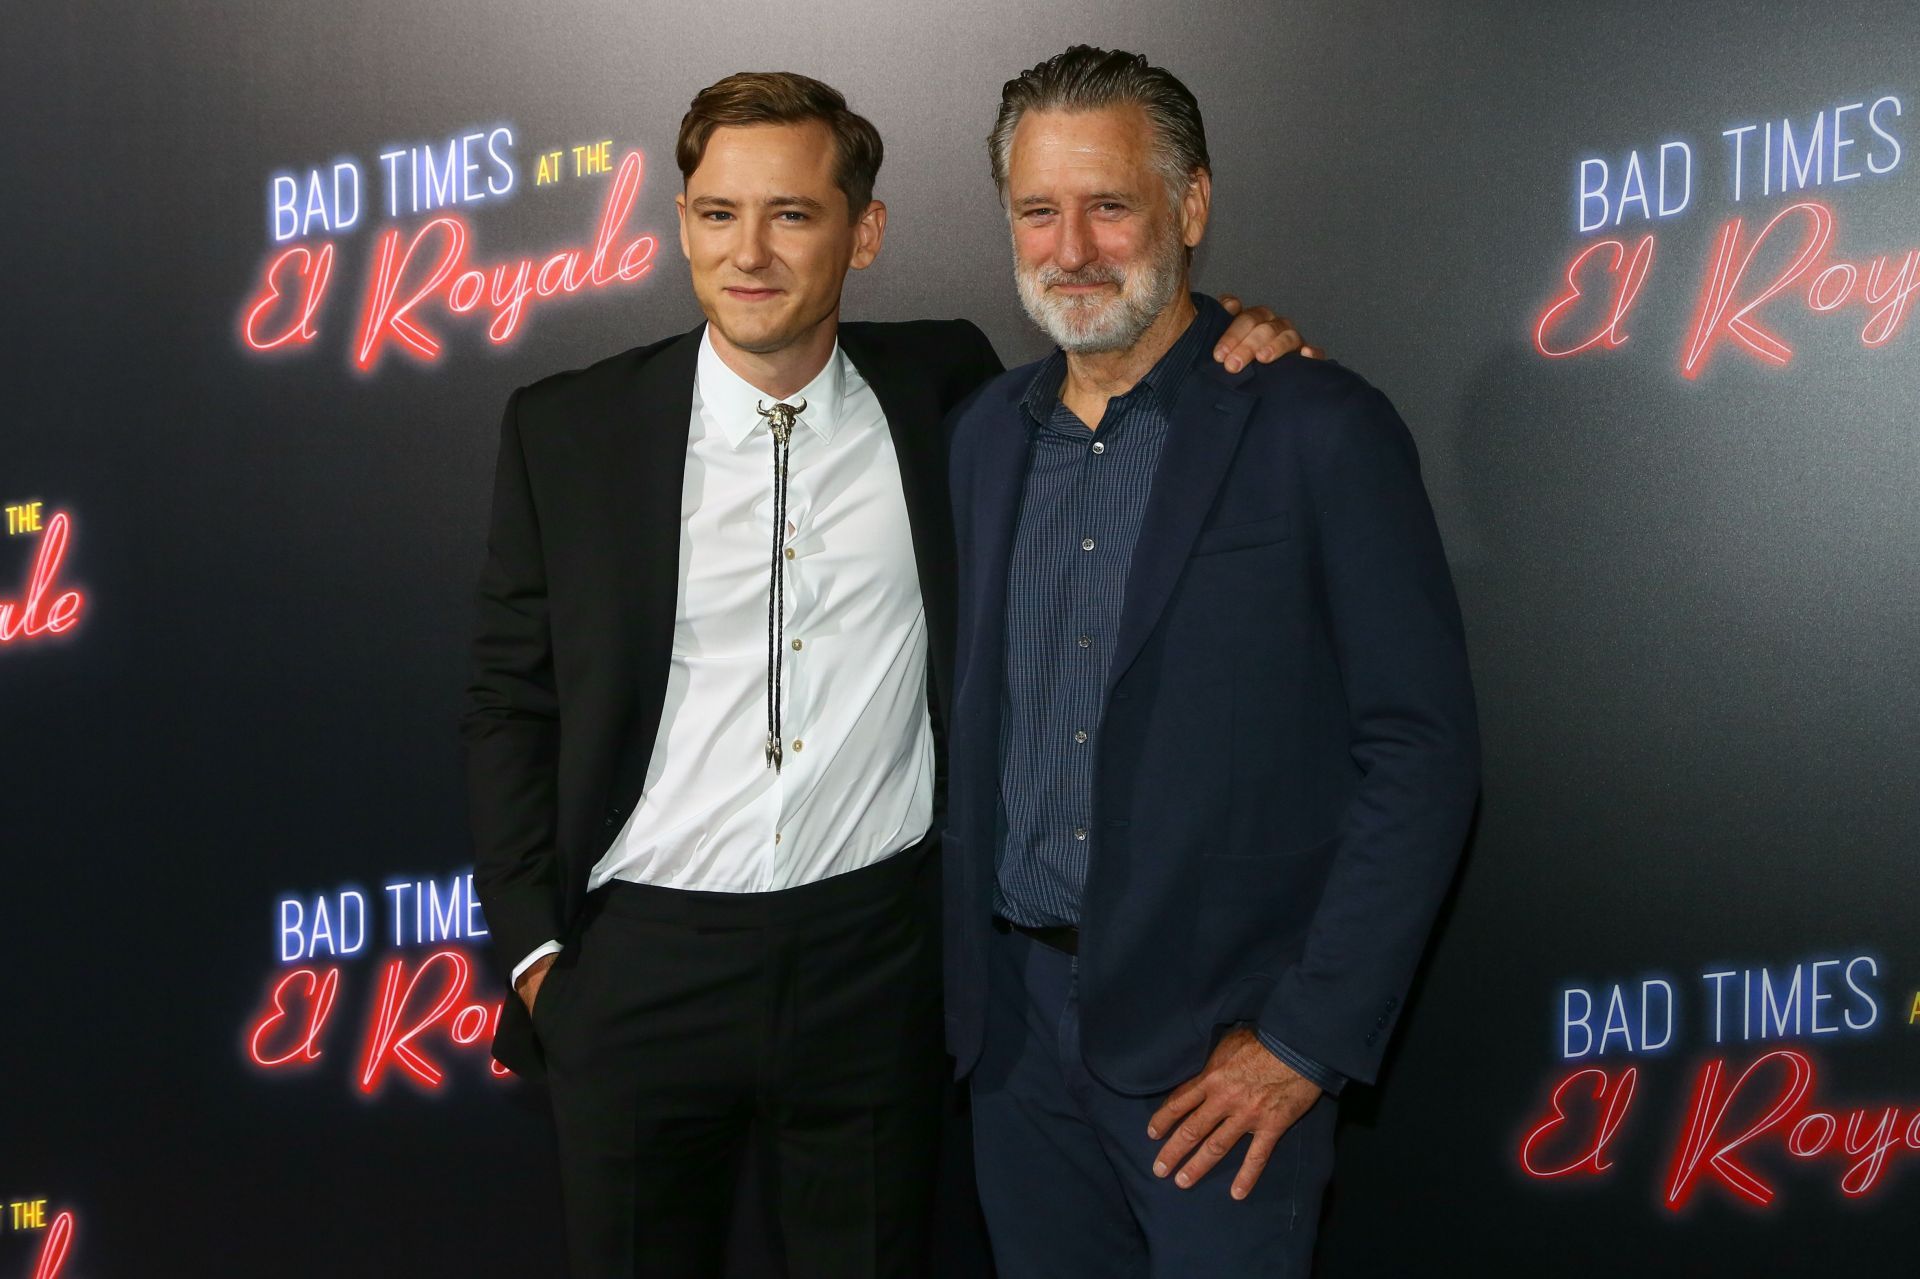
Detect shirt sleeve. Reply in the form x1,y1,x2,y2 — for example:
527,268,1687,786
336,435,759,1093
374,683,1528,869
511,939,562,988
1251,1023,1347,1097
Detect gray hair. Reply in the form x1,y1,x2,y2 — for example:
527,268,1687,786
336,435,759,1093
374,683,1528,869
987,45,1211,204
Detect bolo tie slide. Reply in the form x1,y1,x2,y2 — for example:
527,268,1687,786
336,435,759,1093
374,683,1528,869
757,398,805,771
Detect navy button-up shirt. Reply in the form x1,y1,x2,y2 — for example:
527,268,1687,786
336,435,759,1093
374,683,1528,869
992,295,1345,1097
993,308,1204,928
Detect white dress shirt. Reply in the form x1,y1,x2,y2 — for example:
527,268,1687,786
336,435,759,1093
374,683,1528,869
513,326,933,982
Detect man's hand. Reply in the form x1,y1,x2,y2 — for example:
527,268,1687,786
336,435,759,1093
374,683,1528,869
1216,294,1325,371
1146,1027,1323,1200
516,952,557,1013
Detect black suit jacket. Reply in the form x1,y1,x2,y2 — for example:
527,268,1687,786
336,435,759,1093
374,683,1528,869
462,317,1004,1079
944,300,1479,1092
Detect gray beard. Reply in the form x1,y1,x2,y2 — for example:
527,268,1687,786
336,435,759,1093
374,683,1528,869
1014,227,1186,354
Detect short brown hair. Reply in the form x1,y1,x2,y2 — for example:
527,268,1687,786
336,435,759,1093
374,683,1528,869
676,71,884,218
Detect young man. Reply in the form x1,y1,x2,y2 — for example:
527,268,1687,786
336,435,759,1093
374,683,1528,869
461,71,1304,1278
943,47,1481,1274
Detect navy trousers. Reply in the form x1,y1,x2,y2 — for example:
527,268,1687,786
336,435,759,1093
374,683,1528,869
970,926,1337,1278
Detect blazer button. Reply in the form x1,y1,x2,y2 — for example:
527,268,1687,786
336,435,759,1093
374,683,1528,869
1364,1031,1378,1046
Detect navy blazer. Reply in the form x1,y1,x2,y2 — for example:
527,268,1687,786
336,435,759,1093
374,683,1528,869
943,306,1480,1093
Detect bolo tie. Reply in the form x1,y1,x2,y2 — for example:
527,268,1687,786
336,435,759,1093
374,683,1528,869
757,397,805,771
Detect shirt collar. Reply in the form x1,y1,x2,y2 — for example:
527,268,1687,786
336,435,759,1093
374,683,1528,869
1018,291,1225,427
696,324,847,450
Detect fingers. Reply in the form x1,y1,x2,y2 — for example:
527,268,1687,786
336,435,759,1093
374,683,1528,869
1147,1078,1206,1140
1301,343,1326,360
1153,1098,1230,1185
1218,293,1242,314
1213,314,1305,372
1168,1109,1250,1188
1231,1127,1283,1200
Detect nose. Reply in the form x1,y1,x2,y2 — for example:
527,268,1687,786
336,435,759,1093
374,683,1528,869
732,215,773,273
1054,208,1094,273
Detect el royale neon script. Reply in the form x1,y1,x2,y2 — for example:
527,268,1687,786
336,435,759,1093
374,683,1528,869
238,125,658,371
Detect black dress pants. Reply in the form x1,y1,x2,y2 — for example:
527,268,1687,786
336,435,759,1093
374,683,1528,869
534,839,946,1279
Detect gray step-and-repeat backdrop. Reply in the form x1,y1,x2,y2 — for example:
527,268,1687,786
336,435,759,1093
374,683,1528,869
5,1,1915,1273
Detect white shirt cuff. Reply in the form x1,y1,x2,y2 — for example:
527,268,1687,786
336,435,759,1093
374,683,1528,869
511,940,563,987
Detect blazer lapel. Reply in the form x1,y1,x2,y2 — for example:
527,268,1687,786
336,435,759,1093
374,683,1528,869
1106,373,1254,692
963,403,1031,705
839,324,949,603
603,322,703,805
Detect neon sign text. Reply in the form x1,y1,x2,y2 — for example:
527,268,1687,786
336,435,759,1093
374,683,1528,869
0,510,84,647
244,947,511,1092
241,148,656,370
1520,1048,1920,1207
26,1211,73,1279
1533,202,1920,373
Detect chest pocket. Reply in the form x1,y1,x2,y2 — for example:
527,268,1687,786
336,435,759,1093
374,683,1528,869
1191,512,1291,556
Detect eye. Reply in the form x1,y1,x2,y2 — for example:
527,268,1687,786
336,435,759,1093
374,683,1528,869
777,210,810,222
1021,208,1056,223
702,210,734,222
1094,201,1127,215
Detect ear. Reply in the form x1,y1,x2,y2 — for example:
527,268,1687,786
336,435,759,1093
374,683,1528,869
675,192,691,261
1179,169,1212,250
849,199,888,271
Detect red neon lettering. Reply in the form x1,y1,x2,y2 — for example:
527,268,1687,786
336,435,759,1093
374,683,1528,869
1681,202,1833,378
0,512,85,646
241,243,335,351
354,217,467,369
1859,249,1920,346
28,1211,74,1279
357,948,500,1092
1837,1107,1905,1196
242,945,519,1091
1519,1066,1638,1178
348,149,657,371
1534,236,1655,358
1664,1050,1812,1209
246,966,341,1067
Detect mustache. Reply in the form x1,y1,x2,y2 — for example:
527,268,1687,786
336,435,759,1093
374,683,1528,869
1030,263,1126,289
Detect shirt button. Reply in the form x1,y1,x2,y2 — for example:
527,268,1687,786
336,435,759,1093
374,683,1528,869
791,639,803,650
1077,635,1091,649
1081,537,1095,551
1091,441,1105,454
775,832,782,845
792,739,804,752
1074,729,1088,743
784,547,796,560
1074,827,1088,841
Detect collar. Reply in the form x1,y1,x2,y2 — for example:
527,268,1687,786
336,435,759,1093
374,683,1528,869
1019,291,1227,427
696,324,847,450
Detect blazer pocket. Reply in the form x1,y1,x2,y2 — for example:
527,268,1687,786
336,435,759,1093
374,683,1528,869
1191,513,1292,556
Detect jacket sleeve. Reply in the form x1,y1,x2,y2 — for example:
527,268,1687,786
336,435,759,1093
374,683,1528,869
460,386,568,984
1255,382,1480,1085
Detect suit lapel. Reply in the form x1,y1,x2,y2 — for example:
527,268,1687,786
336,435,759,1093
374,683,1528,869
1107,372,1254,692
964,400,1032,705
839,324,949,598
603,322,703,804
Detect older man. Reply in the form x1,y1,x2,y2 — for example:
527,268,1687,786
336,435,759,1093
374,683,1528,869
943,47,1481,1273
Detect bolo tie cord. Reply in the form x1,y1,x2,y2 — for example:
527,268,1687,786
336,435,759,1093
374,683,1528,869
758,398,804,771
